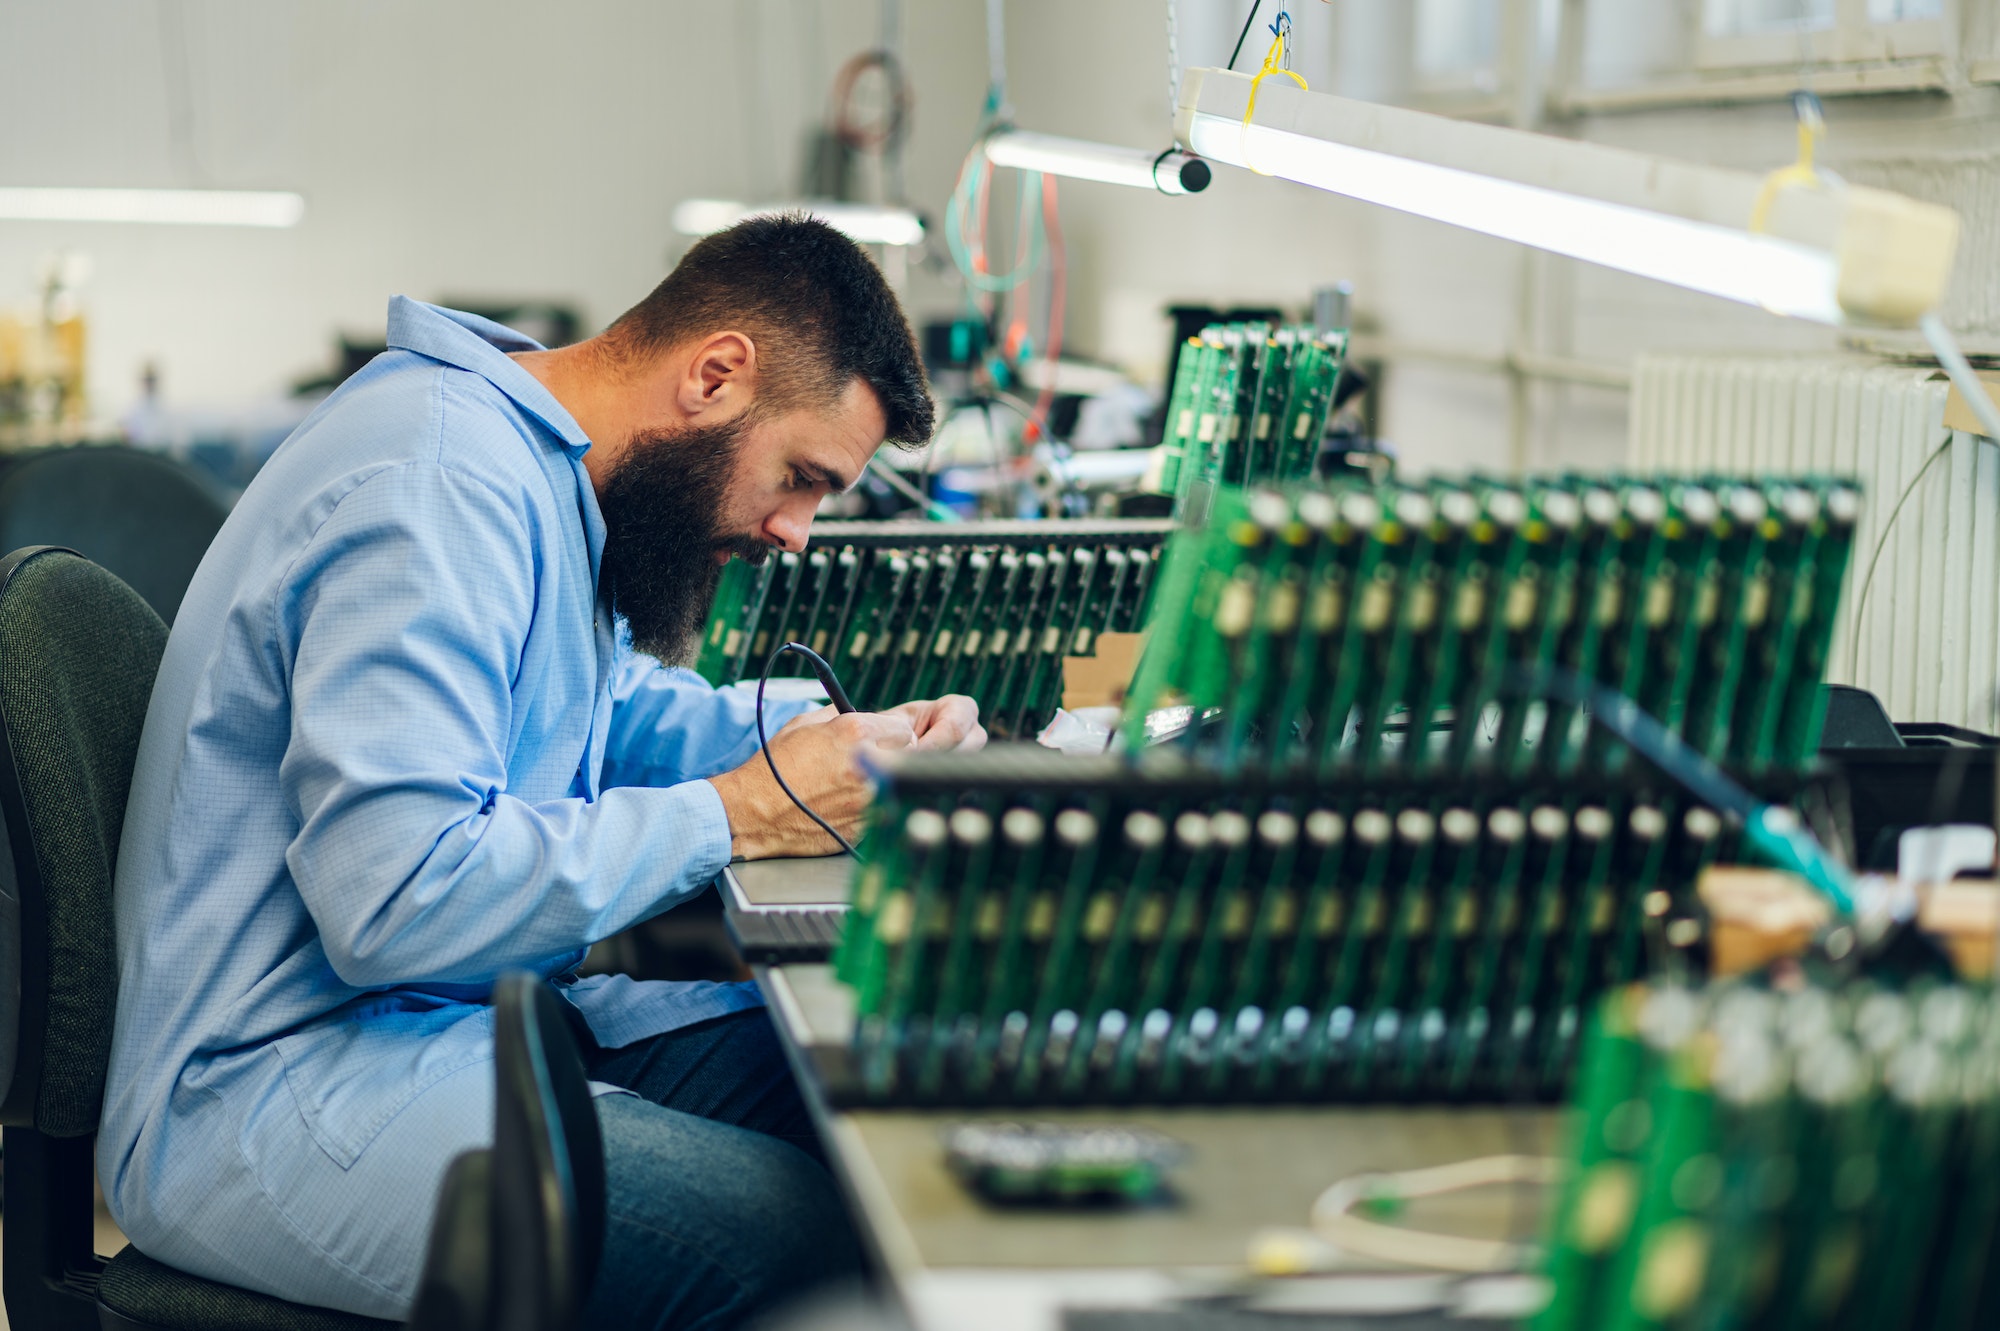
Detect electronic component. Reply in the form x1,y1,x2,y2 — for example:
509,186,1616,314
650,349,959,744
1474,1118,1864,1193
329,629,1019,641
1156,323,1348,519
695,519,1174,738
826,748,1813,1108
1536,979,2000,1331
941,1122,1185,1205
1124,475,1861,777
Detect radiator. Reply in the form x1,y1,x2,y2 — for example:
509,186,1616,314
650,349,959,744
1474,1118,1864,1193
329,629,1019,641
1630,354,1998,732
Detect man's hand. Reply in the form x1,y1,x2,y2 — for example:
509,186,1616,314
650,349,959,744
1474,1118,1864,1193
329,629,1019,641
707,707,914,859
884,695,987,752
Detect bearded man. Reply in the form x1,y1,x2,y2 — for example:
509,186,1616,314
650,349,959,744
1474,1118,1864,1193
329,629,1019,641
98,216,980,1328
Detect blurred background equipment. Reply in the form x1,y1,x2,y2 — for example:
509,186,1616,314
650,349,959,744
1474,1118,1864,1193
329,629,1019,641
0,254,90,446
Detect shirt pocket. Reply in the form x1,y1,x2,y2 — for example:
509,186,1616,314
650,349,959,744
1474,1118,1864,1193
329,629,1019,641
273,995,493,1170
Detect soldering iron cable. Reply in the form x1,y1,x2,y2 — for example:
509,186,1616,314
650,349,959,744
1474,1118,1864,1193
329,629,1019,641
756,641,864,859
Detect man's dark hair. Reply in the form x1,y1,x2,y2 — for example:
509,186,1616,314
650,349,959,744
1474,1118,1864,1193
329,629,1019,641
607,213,934,447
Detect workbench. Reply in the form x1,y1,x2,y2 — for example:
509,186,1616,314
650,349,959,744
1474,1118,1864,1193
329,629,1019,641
728,858,1562,1331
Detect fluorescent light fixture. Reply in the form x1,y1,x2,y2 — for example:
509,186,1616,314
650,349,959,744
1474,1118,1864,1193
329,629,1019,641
981,129,1211,195
671,199,925,247
1176,68,1958,327
0,187,304,228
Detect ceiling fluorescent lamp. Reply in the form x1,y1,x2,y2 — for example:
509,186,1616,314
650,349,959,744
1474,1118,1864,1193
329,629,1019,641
671,199,924,247
1175,68,1957,327
983,130,1210,195
0,187,304,228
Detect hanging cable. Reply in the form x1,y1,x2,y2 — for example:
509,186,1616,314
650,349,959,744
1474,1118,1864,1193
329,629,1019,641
1848,430,1956,683
1227,0,1264,70
984,0,1010,120
945,152,1046,296
830,50,912,155
1165,0,1183,127
879,0,901,56
1022,174,1065,444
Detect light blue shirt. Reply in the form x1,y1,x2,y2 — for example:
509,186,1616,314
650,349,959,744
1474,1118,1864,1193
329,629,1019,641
97,298,813,1317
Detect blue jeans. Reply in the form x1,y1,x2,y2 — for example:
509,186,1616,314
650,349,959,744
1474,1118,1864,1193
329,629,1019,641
577,1009,864,1329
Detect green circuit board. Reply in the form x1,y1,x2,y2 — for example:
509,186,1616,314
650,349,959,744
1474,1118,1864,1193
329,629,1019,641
1159,322,1349,520
694,519,1174,739
827,749,1789,1108
1538,979,2000,1331
1123,474,1861,776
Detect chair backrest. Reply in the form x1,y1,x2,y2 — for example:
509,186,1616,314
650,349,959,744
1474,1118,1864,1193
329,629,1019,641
407,1150,493,1331
0,446,227,625
408,974,605,1331
491,973,604,1331
0,547,167,1136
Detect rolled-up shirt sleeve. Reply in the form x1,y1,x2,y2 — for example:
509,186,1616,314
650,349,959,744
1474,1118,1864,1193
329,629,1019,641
276,461,728,988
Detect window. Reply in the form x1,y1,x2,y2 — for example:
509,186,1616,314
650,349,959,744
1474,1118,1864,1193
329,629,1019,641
1696,0,1944,70
1703,0,1837,36
1404,0,1565,117
1414,0,1505,95
1553,0,1972,111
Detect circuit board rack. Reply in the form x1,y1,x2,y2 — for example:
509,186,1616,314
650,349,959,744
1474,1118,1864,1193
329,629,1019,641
696,518,1176,738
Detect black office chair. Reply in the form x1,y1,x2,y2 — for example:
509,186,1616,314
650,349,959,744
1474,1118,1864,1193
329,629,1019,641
0,445,228,625
408,973,605,1331
0,548,602,1331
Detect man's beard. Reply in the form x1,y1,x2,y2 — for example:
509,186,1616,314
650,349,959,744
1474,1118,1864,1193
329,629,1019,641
596,417,768,667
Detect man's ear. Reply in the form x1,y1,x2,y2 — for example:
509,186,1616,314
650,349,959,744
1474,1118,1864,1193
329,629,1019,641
677,331,757,418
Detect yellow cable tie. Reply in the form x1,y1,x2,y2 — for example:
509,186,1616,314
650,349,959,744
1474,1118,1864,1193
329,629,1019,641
1749,109,1823,235
1243,28,1309,177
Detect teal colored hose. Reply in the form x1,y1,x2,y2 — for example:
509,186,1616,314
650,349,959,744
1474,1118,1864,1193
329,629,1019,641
1497,665,1855,914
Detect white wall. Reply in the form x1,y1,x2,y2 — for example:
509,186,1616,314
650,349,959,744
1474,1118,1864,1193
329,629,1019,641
0,0,988,411
994,0,2000,475
5,0,1999,478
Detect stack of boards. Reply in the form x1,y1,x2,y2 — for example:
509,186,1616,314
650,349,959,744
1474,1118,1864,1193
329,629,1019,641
1540,980,2000,1331
1157,322,1348,517
828,749,1801,1108
820,468,1862,1112
694,519,1173,738
1126,475,1861,775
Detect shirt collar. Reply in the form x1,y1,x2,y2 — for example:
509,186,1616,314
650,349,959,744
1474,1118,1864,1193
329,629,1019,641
383,296,595,455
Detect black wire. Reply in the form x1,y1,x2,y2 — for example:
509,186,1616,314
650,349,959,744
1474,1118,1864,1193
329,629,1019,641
1227,0,1263,70
1848,431,1953,682
756,643,863,859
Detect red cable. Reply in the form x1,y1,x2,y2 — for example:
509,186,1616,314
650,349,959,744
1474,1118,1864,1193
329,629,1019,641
1024,174,1064,444
829,50,911,152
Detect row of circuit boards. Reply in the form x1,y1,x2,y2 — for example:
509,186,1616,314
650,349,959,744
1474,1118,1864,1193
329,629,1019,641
827,749,1806,1108
1156,322,1347,517
1540,980,2000,1331
811,468,1865,1112
1124,475,1861,775
694,519,1173,738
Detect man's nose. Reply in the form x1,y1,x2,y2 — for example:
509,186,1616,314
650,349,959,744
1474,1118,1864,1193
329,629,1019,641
763,498,814,554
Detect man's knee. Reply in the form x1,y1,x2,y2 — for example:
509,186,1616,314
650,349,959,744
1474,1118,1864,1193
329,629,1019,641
589,1096,863,1327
